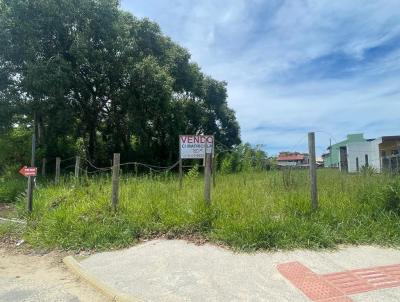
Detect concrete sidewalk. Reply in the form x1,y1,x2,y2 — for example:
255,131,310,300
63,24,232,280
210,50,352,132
80,240,400,301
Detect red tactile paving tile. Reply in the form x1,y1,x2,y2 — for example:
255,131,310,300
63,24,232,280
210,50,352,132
323,271,374,294
294,276,344,301
278,261,400,301
277,261,316,280
322,263,400,293
277,262,348,301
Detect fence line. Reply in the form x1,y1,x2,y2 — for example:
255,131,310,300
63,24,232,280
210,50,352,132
60,156,76,163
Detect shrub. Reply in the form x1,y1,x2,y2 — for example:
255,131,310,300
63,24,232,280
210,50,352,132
0,178,26,203
360,165,377,176
381,179,400,214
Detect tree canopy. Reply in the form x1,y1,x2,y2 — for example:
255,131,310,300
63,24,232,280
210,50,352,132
0,0,240,167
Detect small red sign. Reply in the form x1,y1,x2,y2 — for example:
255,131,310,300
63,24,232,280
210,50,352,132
19,166,37,177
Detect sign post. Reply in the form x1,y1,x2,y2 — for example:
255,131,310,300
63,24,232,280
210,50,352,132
24,125,36,212
179,135,214,203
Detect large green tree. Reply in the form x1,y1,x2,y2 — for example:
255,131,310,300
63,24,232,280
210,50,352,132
0,0,240,167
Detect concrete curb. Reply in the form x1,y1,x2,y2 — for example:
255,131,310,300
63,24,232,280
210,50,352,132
63,255,141,302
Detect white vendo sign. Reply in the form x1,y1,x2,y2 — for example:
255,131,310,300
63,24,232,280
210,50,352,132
179,135,214,159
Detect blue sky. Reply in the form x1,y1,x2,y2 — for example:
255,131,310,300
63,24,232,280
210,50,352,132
121,0,400,155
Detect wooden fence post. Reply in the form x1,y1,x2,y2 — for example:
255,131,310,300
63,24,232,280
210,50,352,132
308,132,318,210
111,153,120,210
27,129,36,212
55,157,61,184
74,156,80,178
212,154,217,188
179,158,183,189
41,158,46,177
204,152,212,204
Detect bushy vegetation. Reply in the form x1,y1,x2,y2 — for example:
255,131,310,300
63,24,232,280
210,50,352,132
380,179,400,214
0,129,32,201
0,163,26,203
0,0,240,169
7,170,399,251
218,143,271,174
0,177,25,203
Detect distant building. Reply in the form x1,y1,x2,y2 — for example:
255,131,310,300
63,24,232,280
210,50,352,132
323,134,366,169
277,152,310,167
346,136,400,173
323,134,400,173
316,156,324,167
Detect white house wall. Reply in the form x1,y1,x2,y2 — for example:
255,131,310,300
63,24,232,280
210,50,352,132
278,161,297,166
346,138,382,172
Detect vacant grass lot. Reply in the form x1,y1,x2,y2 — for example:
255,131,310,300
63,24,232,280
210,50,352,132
9,169,400,251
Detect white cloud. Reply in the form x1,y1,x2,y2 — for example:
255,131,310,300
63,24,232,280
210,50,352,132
121,0,400,155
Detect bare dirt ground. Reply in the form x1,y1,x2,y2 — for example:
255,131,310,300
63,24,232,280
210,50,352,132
0,203,16,218
1,202,105,302
0,247,109,302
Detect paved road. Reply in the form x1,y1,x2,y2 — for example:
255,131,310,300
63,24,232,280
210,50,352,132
0,249,108,302
81,240,400,302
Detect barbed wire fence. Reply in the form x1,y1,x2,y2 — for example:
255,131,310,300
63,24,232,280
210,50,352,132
28,132,399,211
36,136,396,179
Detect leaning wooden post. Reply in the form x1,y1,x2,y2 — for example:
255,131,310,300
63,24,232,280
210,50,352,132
74,156,80,178
55,157,61,184
41,158,46,177
111,153,120,211
204,152,212,204
308,132,318,210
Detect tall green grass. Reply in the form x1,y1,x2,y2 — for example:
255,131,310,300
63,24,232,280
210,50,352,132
12,170,400,251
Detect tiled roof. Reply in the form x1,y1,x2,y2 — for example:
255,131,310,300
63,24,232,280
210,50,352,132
277,155,304,161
